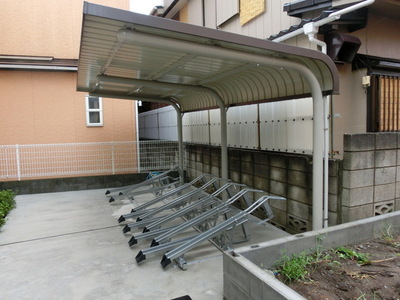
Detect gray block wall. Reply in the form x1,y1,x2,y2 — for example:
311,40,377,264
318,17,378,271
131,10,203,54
342,132,399,222
184,144,340,233
185,133,400,233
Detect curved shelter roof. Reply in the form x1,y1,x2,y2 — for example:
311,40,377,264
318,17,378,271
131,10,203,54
77,2,339,113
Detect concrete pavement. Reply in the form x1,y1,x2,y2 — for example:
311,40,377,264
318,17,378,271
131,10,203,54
0,188,288,300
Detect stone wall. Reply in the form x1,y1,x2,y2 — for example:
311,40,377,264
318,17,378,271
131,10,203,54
342,132,399,222
184,144,341,233
185,133,400,233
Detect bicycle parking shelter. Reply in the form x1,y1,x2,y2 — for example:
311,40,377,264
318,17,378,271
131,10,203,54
77,2,339,230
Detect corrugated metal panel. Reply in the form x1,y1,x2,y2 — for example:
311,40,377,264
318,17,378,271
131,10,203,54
141,98,313,153
77,3,338,114
227,105,258,149
240,105,259,149
143,113,159,140
209,109,221,145
138,106,178,140
259,98,313,154
183,111,210,144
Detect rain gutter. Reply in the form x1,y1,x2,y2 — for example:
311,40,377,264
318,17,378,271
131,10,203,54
271,0,375,43
116,29,328,229
0,64,77,71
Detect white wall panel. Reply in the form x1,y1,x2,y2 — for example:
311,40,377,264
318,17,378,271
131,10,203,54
183,110,210,144
240,105,258,149
209,109,221,145
260,98,313,154
139,98,313,154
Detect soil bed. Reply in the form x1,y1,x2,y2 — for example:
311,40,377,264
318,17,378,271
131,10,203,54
276,235,400,300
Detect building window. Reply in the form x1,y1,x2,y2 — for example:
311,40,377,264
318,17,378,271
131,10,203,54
368,74,400,132
85,96,103,126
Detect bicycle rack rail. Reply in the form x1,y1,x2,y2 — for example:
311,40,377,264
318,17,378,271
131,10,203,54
160,194,285,270
105,166,179,197
128,182,246,247
134,188,271,265
121,176,228,234
109,178,180,203
118,173,225,223
108,170,286,271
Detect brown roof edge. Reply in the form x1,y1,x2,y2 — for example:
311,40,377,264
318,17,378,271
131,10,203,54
0,57,78,67
82,1,339,94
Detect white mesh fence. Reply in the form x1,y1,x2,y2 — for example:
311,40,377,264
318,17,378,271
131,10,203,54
0,141,181,181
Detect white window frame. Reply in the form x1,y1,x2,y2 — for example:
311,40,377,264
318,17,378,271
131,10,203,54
85,95,103,127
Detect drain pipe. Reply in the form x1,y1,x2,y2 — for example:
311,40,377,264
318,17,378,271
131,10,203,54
272,0,375,228
304,22,330,228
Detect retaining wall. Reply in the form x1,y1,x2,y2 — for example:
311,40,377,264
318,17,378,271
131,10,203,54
184,144,340,233
223,211,400,300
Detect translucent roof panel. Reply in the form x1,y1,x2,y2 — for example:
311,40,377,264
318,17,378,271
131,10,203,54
77,2,339,113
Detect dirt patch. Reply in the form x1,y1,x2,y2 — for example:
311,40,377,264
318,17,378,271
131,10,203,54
276,235,400,300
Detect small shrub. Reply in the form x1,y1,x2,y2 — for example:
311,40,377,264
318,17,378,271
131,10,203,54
0,189,16,228
335,247,370,264
275,251,314,282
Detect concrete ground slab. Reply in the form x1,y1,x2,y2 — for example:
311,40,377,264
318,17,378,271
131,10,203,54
0,188,288,300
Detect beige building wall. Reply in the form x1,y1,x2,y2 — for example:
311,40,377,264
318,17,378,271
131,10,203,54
0,71,136,145
0,0,129,59
330,13,400,156
0,0,136,148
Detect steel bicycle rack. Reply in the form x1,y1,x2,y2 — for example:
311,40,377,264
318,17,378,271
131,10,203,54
134,188,272,265
117,173,224,223
108,178,180,203
121,176,228,234
105,166,179,197
128,182,246,247
107,168,181,203
159,194,285,270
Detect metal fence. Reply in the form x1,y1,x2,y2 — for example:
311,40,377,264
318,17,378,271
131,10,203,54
0,141,180,181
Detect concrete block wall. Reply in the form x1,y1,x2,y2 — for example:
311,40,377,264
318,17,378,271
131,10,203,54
184,144,341,233
342,132,399,222
223,211,400,300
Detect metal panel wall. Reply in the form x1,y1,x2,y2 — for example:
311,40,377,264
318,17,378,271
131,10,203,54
139,98,313,153
259,98,313,154
139,106,177,140
158,106,178,140
227,105,258,149
183,110,210,144
209,109,221,145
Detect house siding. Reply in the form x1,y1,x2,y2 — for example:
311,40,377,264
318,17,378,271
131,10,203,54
0,0,129,59
0,0,136,181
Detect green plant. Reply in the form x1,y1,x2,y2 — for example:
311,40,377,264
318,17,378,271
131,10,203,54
335,246,369,264
381,223,400,248
275,251,313,282
274,235,331,283
0,189,16,228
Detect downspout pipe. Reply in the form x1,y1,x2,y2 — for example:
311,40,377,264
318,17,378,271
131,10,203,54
106,29,330,229
90,92,185,183
272,0,375,229
303,22,329,229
